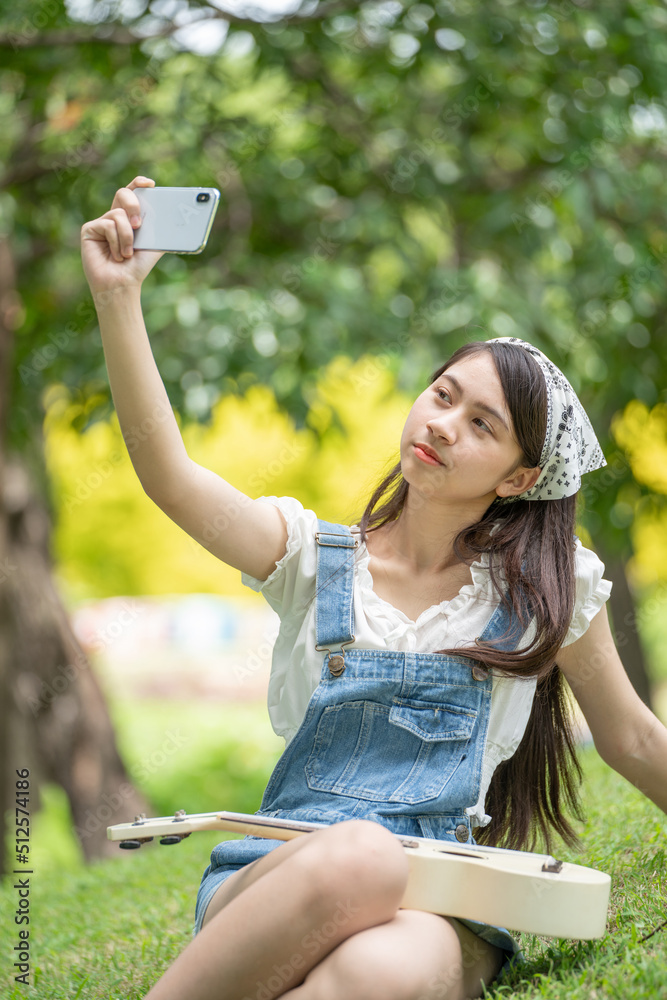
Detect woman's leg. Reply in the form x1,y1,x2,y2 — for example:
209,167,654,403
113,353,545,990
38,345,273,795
281,910,506,1000
144,820,410,1000
199,831,316,928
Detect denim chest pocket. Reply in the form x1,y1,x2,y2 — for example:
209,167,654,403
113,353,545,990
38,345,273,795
304,698,479,805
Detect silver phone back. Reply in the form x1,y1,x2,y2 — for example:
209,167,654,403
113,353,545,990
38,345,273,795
133,187,220,253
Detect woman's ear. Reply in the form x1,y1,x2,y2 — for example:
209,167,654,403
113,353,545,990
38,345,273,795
495,465,542,499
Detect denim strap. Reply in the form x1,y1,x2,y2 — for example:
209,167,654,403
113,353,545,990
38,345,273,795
477,561,534,650
313,524,532,654
314,520,357,651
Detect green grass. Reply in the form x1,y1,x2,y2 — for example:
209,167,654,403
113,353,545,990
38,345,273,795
1,699,665,999
493,748,667,1000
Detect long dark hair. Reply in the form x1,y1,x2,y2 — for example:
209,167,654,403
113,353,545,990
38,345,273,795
358,340,585,852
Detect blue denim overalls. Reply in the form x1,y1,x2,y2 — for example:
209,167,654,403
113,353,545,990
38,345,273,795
194,521,526,965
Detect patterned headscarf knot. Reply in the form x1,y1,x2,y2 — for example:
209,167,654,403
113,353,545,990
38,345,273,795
486,337,606,503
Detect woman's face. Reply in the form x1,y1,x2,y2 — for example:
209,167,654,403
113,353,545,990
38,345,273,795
400,351,542,506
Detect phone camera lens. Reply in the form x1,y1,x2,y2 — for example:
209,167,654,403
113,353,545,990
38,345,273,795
196,193,210,202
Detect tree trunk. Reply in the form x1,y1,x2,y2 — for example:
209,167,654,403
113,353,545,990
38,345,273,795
0,231,150,864
5,458,151,860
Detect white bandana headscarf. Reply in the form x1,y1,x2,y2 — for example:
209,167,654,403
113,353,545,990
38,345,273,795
486,337,607,503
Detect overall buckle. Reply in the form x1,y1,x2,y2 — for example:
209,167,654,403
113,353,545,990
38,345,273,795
315,637,356,677
315,531,359,548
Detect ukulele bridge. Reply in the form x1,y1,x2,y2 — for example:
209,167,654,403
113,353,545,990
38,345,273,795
541,856,564,873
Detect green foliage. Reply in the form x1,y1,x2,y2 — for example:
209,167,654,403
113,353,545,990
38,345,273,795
611,399,667,591
43,355,410,601
3,0,667,558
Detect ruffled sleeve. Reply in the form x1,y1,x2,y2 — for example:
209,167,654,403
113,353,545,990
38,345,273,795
561,538,613,648
241,496,318,619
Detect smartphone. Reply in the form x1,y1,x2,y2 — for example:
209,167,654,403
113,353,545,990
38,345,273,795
132,186,220,254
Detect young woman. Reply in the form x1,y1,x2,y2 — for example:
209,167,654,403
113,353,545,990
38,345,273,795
81,177,667,1000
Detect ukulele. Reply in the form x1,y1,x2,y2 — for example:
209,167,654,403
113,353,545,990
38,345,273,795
107,809,611,939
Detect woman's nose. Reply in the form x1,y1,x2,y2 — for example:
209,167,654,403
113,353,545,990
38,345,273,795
427,414,456,441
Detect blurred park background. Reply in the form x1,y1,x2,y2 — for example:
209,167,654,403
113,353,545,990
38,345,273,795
2,0,667,889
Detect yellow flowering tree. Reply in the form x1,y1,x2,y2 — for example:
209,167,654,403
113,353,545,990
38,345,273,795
44,357,411,603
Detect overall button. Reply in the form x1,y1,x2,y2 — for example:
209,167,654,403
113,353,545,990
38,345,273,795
455,824,469,843
472,664,489,681
328,655,345,677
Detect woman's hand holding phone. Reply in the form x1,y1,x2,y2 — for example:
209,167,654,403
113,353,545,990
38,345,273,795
81,176,164,296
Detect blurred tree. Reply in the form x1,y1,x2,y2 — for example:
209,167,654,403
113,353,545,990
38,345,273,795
2,0,667,864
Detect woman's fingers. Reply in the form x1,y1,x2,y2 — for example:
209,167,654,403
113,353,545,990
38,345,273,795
110,176,155,228
81,218,122,263
82,209,134,262
106,207,136,260
110,189,142,228
81,177,164,292
126,176,155,190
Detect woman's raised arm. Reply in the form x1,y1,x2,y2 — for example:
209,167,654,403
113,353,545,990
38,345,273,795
557,605,667,816
80,176,288,582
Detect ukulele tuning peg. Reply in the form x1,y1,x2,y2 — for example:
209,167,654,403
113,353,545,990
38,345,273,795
159,833,191,845
119,836,154,849
174,809,187,820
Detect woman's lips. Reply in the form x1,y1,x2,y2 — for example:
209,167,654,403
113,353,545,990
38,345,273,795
414,444,444,466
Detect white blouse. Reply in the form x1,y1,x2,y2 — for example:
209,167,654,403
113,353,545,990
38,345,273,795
241,495,613,829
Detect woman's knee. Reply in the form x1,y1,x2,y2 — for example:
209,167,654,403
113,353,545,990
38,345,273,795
307,911,470,1000
294,820,410,914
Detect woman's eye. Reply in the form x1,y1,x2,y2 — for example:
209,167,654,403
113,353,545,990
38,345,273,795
436,387,490,433
473,418,491,433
